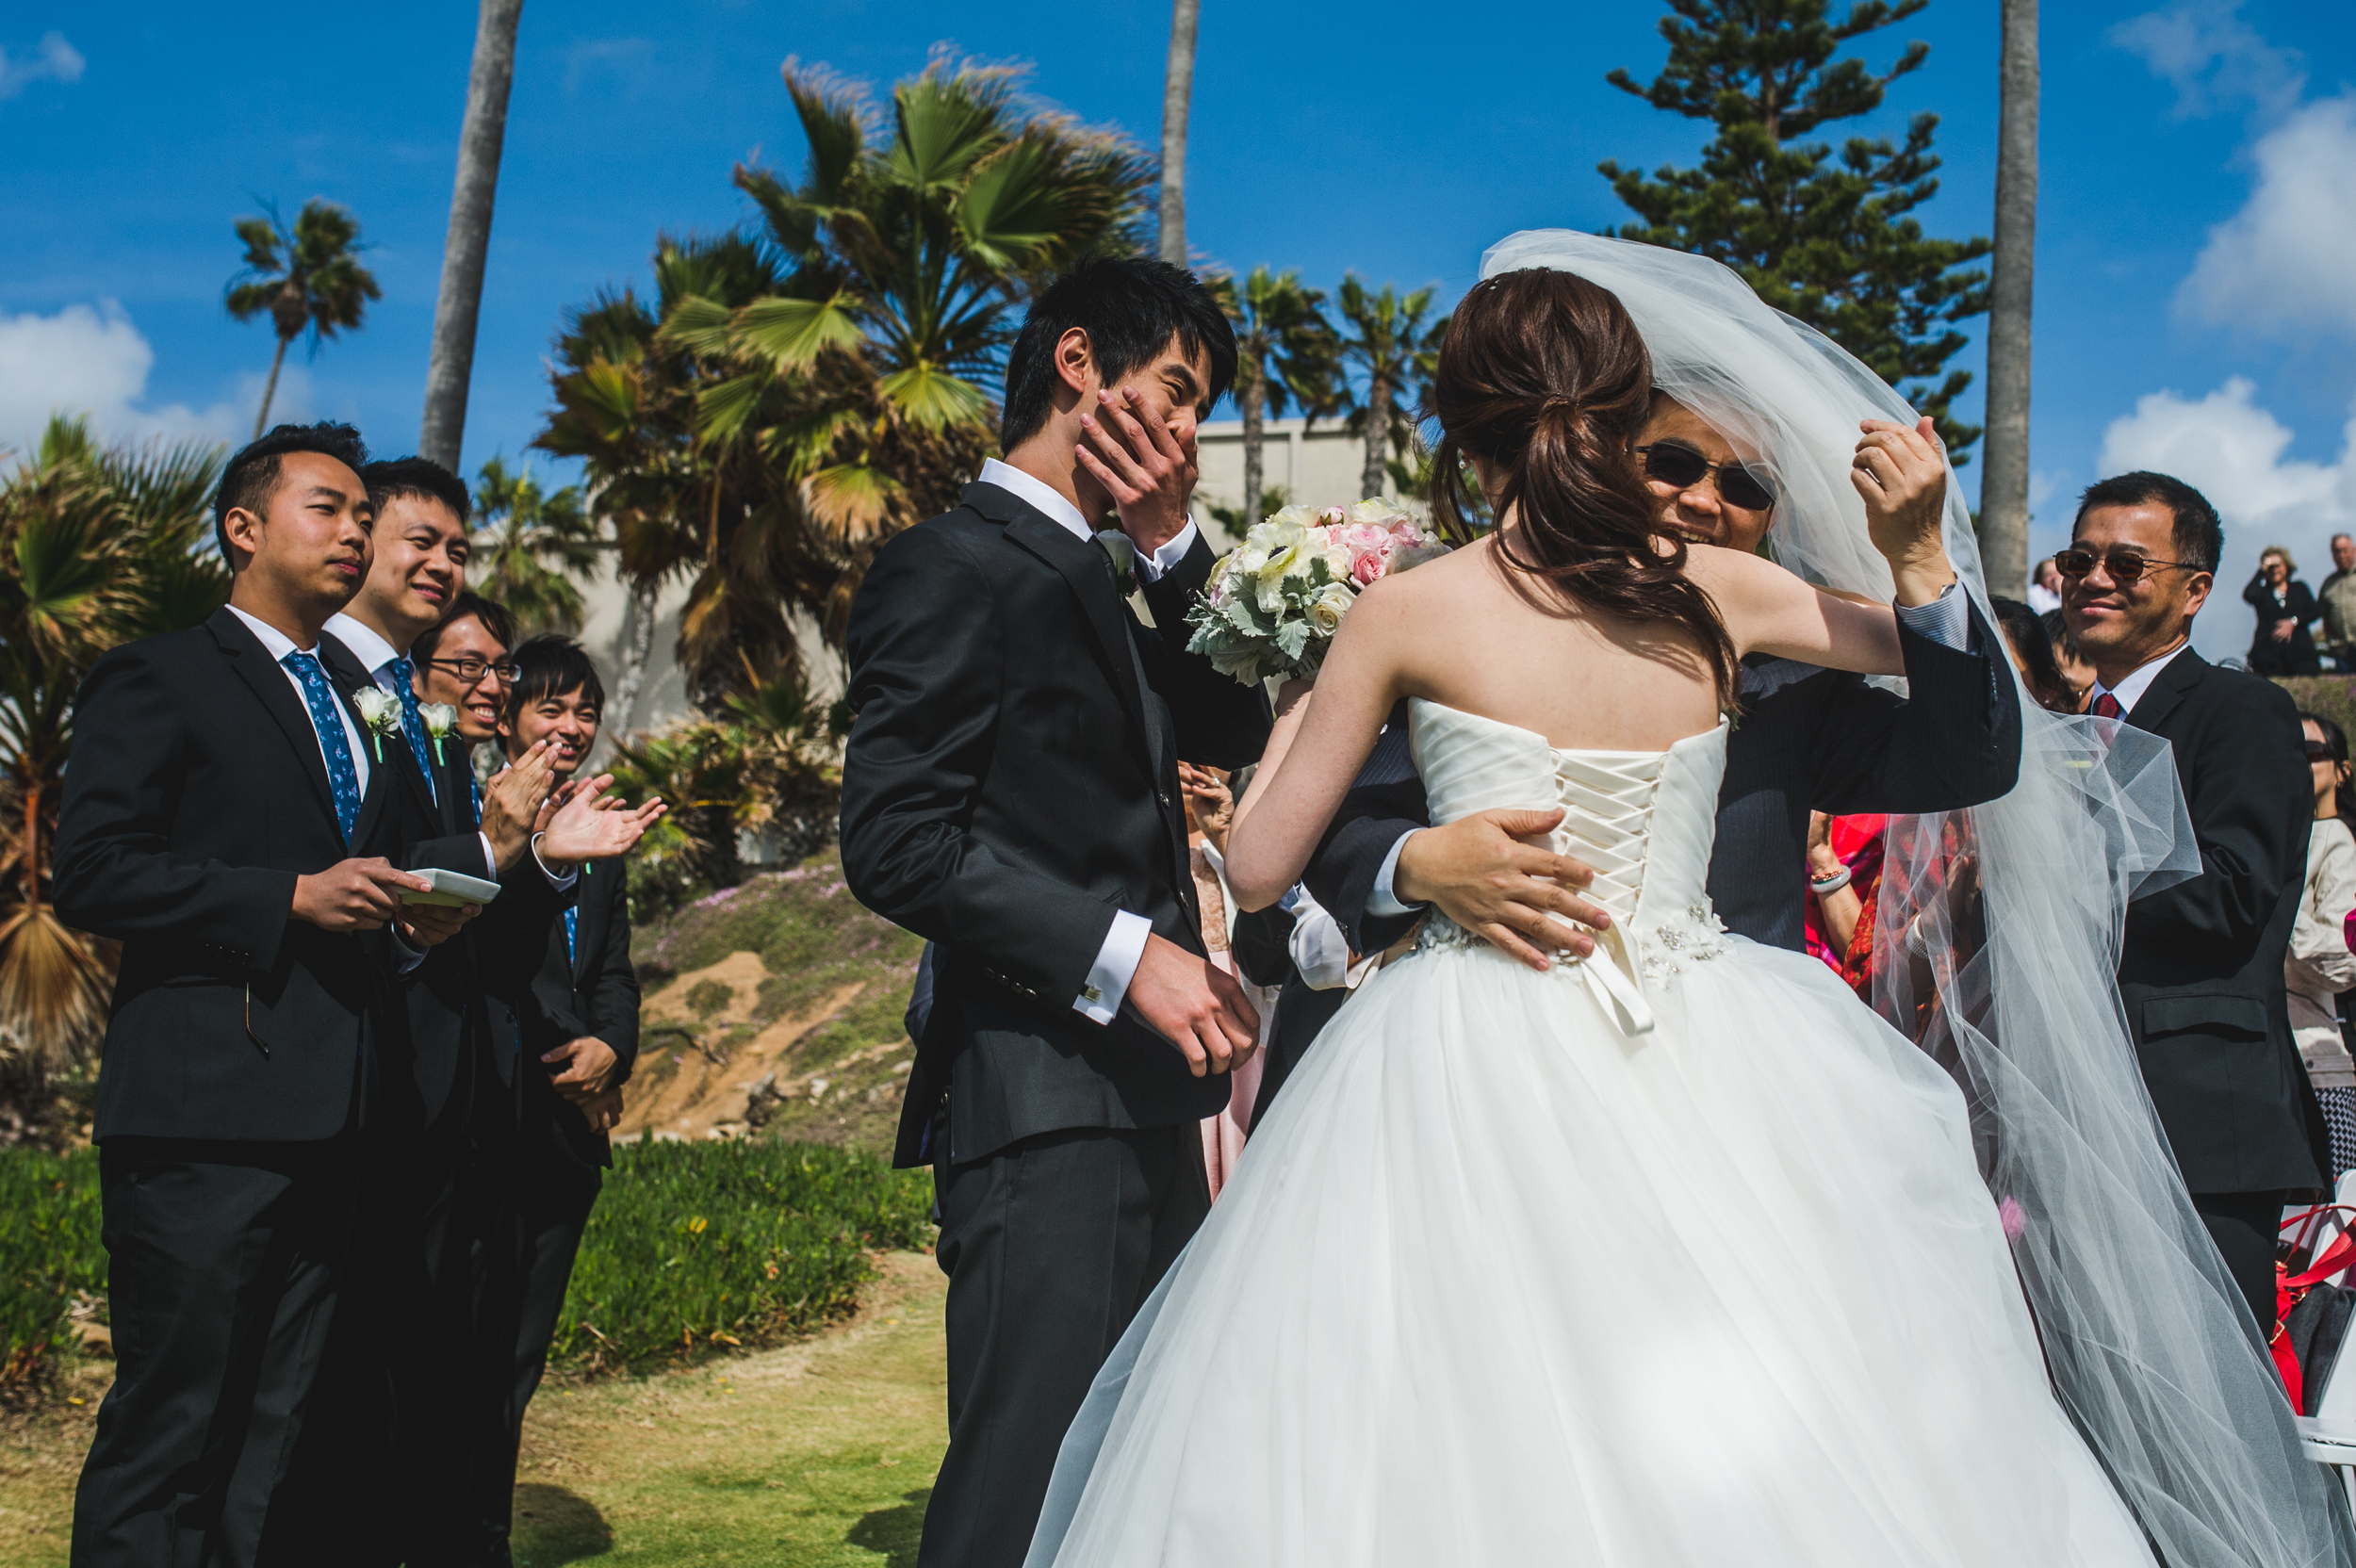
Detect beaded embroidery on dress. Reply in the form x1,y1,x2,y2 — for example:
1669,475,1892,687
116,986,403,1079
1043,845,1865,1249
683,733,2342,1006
1024,703,2158,1568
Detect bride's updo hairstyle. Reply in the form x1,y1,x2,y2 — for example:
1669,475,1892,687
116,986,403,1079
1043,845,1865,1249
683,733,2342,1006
1428,267,1739,710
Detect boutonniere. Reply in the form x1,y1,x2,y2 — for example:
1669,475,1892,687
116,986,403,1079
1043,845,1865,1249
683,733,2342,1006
1094,529,1137,595
418,702,458,764
350,686,401,761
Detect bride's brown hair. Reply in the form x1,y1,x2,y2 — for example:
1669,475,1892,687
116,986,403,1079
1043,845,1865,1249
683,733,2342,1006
1428,268,1738,710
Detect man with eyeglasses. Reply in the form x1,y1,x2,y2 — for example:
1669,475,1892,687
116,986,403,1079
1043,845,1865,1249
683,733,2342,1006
413,591,519,761
2058,470,2325,1335
1281,401,2021,1127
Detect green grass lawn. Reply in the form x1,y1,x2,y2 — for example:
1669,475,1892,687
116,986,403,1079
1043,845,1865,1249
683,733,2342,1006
0,1251,950,1567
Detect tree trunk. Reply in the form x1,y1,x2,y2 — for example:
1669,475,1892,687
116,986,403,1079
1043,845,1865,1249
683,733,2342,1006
1157,0,1200,267
601,576,662,763
419,0,525,471
253,336,290,438
1240,363,1266,531
1981,0,2037,596
1362,376,1390,501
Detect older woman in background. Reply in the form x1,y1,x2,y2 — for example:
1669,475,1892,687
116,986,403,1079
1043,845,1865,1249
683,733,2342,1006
2248,547,2323,677
2293,710,2356,1179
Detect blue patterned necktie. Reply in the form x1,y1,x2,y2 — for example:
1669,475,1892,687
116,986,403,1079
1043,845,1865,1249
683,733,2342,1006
282,651,361,841
385,657,437,806
564,905,578,967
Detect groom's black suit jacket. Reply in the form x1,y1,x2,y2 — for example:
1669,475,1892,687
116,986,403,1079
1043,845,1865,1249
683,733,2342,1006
2114,646,2325,1196
1309,597,2022,958
841,481,1270,1168
54,606,403,1143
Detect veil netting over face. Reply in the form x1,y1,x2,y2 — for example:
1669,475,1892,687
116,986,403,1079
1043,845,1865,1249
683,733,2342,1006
1482,228,2355,1568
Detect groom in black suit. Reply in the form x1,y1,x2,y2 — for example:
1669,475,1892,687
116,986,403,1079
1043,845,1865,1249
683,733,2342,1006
54,423,468,1567
841,256,1268,1568
2060,471,2325,1331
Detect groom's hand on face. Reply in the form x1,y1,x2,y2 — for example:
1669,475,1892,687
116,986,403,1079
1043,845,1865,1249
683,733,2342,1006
1128,934,1261,1078
1395,809,1612,974
291,858,430,932
1077,384,1199,558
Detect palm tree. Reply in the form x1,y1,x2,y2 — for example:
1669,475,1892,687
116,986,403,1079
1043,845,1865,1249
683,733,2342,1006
419,0,527,470
470,455,598,635
1158,0,1201,265
1333,277,1445,502
0,418,227,1102
1982,0,2038,595
225,199,381,437
1211,268,1339,528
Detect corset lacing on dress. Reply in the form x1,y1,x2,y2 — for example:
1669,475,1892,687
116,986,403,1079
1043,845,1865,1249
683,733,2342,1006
1416,745,1729,1035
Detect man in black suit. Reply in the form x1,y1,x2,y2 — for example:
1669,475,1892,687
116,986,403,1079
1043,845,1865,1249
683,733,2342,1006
2059,471,2325,1331
53,422,470,1568
1300,403,2019,1091
462,633,645,1567
840,256,1269,1568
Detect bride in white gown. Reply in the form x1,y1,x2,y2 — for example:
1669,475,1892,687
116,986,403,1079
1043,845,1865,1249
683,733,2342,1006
1024,262,2157,1567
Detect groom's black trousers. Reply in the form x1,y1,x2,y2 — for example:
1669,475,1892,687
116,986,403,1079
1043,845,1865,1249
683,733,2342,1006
71,1135,360,1568
924,1120,1209,1568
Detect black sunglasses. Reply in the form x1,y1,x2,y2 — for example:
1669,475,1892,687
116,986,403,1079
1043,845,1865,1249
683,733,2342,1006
1634,443,1778,513
2053,547,2202,583
2307,740,2337,762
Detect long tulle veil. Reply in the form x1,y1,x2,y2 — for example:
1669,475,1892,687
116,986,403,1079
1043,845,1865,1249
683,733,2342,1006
1483,229,2354,1567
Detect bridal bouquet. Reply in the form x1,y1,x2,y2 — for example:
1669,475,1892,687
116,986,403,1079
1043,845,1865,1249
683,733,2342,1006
1186,500,1446,685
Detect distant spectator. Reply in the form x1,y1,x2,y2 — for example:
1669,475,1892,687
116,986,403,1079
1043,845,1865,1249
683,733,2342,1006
1992,595,2079,712
2320,533,2356,671
2037,607,2094,712
2293,711,2356,1178
2246,545,2322,676
2027,557,2063,614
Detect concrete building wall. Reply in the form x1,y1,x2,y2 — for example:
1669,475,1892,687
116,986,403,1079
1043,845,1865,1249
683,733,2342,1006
1192,416,1413,536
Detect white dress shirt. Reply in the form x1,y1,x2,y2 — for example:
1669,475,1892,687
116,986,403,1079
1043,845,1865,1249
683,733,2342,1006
973,457,1202,1024
227,604,370,794
1367,583,1980,917
2086,641,2190,718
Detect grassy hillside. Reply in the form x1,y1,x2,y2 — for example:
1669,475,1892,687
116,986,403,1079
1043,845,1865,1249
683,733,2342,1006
626,850,924,1154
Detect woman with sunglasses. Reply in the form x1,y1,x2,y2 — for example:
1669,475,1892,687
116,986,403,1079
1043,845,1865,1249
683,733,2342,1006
2292,712,2356,1182
2245,545,2323,677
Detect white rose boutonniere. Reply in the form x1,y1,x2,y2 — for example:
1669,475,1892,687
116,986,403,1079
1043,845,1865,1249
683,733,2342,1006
350,686,401,761
418,702,458,764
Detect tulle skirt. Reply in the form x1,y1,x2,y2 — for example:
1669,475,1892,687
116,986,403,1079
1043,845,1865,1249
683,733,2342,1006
1025,935,2156,1567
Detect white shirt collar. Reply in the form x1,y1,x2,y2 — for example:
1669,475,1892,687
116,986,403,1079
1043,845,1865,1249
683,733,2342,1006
2091,642,2191,714
323,611,404,677
978,457,1093,544
225,602,310,662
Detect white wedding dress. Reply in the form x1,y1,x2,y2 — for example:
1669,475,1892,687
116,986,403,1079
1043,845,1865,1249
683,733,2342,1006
1026,699,2157,1567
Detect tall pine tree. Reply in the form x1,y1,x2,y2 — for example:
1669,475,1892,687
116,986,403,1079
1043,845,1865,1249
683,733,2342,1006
1599,0,1991,462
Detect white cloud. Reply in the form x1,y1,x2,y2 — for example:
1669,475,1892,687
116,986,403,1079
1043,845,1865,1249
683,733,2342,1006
2099,377,2356,536
2111,0,2304,119
0,301,303,458
2175,93,2356,339
0,31,84,100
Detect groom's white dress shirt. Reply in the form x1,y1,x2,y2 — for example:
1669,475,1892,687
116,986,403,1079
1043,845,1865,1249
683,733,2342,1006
1365,584,1978,918
227,603,372,792
974,457,1202,1025
2085,641,2190,717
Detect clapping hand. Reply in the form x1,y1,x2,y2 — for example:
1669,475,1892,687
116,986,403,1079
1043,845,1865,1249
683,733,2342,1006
481,741,558,871
538,773,666,868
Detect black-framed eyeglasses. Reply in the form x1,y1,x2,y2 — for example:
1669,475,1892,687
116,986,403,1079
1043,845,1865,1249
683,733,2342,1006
1633,442,1778,513
424,656,519,686
2053,547,2202,583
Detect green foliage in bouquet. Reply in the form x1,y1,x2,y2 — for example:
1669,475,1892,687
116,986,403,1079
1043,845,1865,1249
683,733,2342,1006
551,1137,933,1372
0,1148,104,1389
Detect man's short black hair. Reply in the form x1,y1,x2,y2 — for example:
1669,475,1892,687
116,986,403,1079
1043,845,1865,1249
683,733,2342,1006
214,421,370,564
1000,254,1237,453
2072,470,2225,576
505,633,607,727
413,592,516,668
360,456,472,528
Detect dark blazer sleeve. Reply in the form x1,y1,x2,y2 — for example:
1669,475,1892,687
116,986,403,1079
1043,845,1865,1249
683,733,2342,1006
840,525,1134,1003
583,871,639,1074
1302,777,1432,957
1137,531,1270,771
2129,681,2306,951
2244,573,2276,620
52,647,296,968
1808,597,2023,816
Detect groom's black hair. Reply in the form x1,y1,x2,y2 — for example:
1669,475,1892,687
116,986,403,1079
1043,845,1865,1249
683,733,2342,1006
213,420,370,564
1000,255,1236,453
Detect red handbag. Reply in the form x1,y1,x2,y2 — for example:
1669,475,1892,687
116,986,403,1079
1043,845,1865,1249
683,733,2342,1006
2275,1206,2356,1413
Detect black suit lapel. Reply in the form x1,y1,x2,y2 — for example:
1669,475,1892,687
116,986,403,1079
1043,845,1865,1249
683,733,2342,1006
2125,645,2206,734
319,633,441,831
207,608,346,838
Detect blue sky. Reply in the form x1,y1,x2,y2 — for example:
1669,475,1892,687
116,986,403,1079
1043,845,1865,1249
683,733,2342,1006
5,0,2353,660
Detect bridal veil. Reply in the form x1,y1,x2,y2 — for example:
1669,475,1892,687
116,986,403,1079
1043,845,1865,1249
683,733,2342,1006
1483,229,2353,1568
